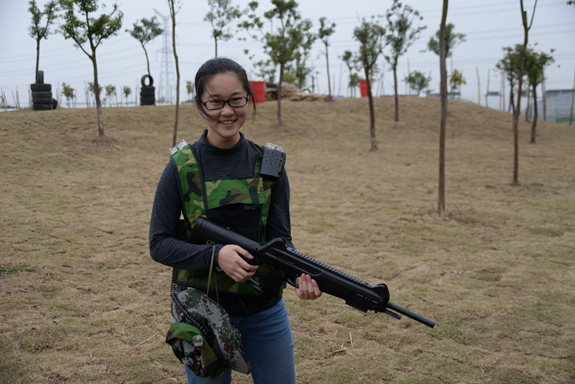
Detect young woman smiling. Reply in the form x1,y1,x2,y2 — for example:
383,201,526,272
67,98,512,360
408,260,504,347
149,57,322,384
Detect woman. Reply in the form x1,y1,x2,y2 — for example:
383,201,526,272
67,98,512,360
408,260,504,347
149,57,321,384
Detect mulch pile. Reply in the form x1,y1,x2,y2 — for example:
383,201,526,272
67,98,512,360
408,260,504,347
265,83,331,102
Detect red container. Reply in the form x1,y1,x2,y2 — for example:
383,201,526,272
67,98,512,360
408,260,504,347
249,81,265,103
359,80,369,97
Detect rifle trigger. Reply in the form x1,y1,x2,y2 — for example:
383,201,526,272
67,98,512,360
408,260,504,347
286,274,299,288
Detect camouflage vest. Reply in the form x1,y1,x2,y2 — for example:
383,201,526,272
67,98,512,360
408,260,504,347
170,142,285,298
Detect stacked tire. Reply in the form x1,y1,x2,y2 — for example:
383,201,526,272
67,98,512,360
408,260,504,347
31,71,57,111
140,74,155,106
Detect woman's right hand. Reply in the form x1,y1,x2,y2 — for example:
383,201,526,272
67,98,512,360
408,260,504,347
216,245,259,283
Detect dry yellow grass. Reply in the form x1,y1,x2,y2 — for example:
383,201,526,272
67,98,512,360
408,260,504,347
1,97,574,384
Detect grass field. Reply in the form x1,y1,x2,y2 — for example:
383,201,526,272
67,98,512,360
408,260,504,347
1,97,574,384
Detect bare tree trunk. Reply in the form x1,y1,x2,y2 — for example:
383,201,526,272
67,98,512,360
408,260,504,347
476,67,480,105
91,56,105,137
325,44,332,100
169,0,180,147
570,67,574,126
142,43,151,77
525,87,530,122
500,72,505,111
512,0,537,185
485,68,490,108
438,0,448,215
530,84,537,143
338,62,343,97
365,67,377,151
509,81,515,115
214,36,218,58
393,64,399,125
542,78,547,121
277,62,284,126
513,71,523,185
35,39,41,80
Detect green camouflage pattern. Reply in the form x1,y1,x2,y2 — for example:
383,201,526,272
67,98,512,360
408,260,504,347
166,322,225,380
169,142,284,296
170,145,205,240
169,287,250,378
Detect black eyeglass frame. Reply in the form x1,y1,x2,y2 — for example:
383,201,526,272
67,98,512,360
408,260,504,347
201,96,250,111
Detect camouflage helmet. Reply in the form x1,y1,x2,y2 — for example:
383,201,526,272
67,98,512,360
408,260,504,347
166,287,250,380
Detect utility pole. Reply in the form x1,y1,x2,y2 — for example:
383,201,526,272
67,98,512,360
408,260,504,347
154,8,174,105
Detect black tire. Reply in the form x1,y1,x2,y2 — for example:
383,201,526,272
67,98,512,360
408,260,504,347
33,97,53,105
32,103,53,111
141,74,154,87
141,85,155,92
52,98,58,109
32,91,52,99
30,83,51,92
36,71,44,84
140,90,155,98
140,96,156,105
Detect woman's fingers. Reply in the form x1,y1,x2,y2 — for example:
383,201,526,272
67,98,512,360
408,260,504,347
296,274,322,300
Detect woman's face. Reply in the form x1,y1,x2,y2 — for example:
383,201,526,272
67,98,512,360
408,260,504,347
199,72,249,149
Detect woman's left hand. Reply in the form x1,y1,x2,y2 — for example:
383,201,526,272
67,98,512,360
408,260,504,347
295,274,322,300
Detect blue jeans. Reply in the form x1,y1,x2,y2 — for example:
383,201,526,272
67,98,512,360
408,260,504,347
180,298,296,384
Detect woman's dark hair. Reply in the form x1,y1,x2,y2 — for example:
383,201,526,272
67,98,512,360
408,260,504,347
194,57,256,120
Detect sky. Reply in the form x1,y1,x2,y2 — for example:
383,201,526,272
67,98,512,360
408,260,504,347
0,0,574,109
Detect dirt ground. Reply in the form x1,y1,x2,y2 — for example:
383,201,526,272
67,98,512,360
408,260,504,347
1,97,574,383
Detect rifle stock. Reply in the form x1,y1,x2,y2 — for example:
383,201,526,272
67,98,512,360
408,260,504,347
191,218,435,328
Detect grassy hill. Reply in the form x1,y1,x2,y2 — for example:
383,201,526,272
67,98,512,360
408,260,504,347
1,97,574,384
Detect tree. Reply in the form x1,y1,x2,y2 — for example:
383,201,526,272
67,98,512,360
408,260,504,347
437,0,448,214
204,0,243,58
449,69,466,99
185,80,193,102
496,45,523,114
384,0,426,125
28,0,59,80
122,85,131,106
318,17,336,100
105,84,116,107
512,0,537,185
349,73,361,97
61,82,75,108
405,70,430,96
167,0,181,147
427,22,465,59
58,0,123,138
340,50,355,97
241,0,310,126
289,19,316,92
353,16,386,151
126,17,163,77
524,48,554,143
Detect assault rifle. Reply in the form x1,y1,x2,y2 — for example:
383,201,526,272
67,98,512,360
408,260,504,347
191,218,435,328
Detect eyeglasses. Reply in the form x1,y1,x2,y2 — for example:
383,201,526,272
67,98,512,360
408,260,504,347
202,96,249,110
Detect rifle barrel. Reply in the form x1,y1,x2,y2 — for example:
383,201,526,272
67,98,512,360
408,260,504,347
387,301,435,328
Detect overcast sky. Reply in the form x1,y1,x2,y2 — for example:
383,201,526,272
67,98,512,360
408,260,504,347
1,0,574,107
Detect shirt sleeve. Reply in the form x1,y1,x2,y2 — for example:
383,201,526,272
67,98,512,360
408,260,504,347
148,161,222,270
265,165,295,250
